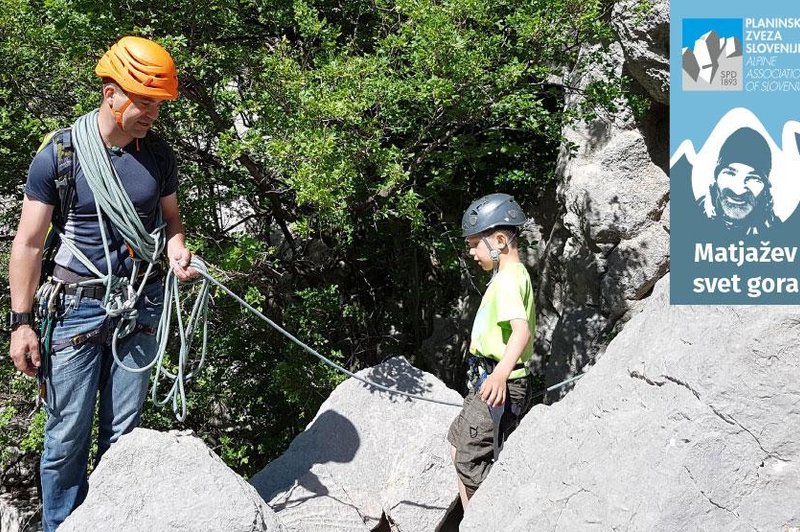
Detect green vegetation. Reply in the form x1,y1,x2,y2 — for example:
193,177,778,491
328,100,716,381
0,0,628,482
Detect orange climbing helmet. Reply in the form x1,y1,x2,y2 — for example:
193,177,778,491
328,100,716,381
95,36,178,100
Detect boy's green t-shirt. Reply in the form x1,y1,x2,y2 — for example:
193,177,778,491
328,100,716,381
469,262,535,380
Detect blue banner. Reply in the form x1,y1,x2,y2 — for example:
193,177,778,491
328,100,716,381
671,1,800,304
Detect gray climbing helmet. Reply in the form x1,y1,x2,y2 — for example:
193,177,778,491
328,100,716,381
461,193,526,237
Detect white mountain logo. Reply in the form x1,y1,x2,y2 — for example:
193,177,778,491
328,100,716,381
682,30,742,90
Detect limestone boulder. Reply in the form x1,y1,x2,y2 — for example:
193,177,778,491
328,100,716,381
538,37,669,388
0,493,38,532
60,429,284,532
462,275,800,531
561,129,669,245
542,305,608,401
601,219,670,319
250,356,461,531
611,0,670,104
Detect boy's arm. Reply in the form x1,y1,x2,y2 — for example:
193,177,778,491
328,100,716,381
480,318,531,407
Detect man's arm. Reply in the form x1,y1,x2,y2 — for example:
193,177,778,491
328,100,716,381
479,318,531,407
9,197,54,376
160,192,196,281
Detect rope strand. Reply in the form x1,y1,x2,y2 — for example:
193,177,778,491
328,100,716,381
58,109,585,420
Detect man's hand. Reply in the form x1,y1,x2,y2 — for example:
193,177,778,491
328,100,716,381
480,371,507,407
168,245,198,282
10,325,40,377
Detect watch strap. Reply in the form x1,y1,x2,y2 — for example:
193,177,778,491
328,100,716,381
10,311,34,329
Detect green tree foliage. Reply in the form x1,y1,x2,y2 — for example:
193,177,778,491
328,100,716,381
1,0,629,480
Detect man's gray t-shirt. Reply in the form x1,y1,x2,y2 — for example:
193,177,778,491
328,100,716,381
25,131,178,278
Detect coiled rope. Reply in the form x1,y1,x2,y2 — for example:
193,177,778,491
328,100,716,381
59,110,584,420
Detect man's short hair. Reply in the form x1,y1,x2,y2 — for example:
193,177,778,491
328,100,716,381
100,78,122,103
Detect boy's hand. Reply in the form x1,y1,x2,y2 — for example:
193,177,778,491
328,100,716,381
478,318,530,407
480,372,507,407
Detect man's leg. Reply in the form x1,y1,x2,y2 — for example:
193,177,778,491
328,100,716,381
97,285,162,459
40,303,105,532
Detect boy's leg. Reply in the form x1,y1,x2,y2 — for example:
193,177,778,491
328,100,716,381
450,444,471,509
498,376,531,443
40,301,105,532
446,391,495,503
97,284,163,460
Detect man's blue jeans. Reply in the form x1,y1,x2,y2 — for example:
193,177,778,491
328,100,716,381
40,282,163,532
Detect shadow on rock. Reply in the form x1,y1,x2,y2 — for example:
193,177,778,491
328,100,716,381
250,409,360,510
358,356,437,404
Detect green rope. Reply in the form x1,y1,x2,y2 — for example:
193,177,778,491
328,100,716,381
195,265,464,408
193,268,585,408
71,110,164,263
67,110,206,421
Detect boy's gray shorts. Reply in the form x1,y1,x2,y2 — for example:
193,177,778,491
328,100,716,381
447,377,529,496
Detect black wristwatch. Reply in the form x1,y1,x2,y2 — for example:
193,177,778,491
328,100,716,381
9,311,34,331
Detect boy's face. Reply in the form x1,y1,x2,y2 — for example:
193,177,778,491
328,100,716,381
465,232,503,271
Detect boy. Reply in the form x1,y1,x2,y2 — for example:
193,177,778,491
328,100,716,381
447,193,535,509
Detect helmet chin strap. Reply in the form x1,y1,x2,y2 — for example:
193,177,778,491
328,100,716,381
109,96,141,150
482,236,501,276
111,96,133,132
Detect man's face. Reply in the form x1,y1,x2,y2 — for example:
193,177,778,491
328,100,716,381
107,86,165,138
715,162,767,221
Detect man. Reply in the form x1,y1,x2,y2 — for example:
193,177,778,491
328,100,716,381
698,126,780,235
8,36,195,531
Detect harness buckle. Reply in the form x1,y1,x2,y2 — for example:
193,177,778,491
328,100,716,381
72,286,83,309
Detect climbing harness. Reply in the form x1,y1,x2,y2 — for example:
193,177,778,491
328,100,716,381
36,253,587,419
466,355,585,459
33,280,64,409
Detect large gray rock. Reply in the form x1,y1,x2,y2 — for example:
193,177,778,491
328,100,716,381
611,0,669,104
250,357,461,531
600,219,670,319
538,39,669,389
561,129,669,245
462,275,800,531
0,493,39,532
60,429,283,532
0,445,40,532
